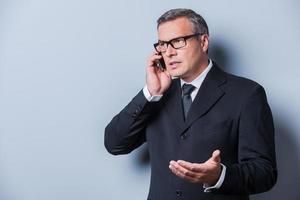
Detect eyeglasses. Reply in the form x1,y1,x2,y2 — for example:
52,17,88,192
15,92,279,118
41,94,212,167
153,33,201,53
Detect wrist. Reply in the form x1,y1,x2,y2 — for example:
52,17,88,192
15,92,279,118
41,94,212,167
143,85,163,102
147,86,162,96
207,165,222,186
203,164,226,192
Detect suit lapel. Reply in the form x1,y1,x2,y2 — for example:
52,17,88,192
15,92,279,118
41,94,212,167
163,78,185,129
180,64,227,134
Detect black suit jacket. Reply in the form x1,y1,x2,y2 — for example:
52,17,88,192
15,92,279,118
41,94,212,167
105,63,277,200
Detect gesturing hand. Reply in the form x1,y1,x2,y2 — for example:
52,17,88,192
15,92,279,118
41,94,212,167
169,150,222,186
146,52,171,95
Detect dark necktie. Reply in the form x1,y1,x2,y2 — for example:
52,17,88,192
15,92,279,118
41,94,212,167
182,83,195,120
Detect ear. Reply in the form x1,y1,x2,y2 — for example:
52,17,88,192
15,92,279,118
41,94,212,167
201,34,209,53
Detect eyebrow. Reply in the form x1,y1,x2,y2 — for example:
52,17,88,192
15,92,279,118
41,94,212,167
158,34,192,43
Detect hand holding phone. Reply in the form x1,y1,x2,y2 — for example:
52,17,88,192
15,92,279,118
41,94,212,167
146,52,171,95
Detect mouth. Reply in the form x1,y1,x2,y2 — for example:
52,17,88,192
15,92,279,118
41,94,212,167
168,61,181,69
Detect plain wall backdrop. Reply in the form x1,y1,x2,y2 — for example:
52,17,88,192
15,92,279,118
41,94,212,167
0,0,299,199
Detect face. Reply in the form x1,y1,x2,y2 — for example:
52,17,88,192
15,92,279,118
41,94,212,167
157,17,209,82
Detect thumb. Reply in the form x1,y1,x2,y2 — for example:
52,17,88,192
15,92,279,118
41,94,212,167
211,149,221,163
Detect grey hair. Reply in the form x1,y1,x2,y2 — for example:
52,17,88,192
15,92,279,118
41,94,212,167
157,8,209,35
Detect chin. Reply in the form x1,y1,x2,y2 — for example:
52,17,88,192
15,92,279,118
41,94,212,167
169,73,181,79
167,69,184,78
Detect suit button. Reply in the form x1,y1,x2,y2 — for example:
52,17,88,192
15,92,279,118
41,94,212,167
176,190,182,197
180,134,187,140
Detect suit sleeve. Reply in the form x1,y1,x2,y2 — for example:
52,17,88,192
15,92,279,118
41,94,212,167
213,85,277,195
104,90,159,155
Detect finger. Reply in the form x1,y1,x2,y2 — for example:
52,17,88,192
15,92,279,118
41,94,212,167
147,60,163,74
169,162,199,182
161,71,171,79
148,53,162,64
177,160,206,173
152,51,160,56
169,161,197,178
177,160,194,171
164,70,171,77
211,149,221,163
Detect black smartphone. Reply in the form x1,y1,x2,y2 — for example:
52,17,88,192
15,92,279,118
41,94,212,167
155,53,166,70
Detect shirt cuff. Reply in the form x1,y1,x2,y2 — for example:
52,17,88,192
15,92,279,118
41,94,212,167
203,163,226,193
143,85,163,102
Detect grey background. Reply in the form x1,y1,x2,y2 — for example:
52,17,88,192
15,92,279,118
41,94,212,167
0,0,299,199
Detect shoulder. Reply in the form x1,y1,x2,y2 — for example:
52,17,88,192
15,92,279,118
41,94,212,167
226,72,261,89
212,63,263,91
211,63,267,100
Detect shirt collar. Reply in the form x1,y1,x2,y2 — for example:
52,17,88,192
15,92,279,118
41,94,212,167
180,59,213,89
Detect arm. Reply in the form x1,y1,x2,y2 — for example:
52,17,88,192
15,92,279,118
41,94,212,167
104,52,171,155
214,85,277,194
104,90,158,155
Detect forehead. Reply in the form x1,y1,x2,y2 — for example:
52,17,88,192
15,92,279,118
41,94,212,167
157,17,194,41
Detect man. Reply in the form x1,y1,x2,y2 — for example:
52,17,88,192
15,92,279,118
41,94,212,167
105,8,277,200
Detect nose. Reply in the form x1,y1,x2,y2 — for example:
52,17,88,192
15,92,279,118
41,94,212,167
165,43,177,57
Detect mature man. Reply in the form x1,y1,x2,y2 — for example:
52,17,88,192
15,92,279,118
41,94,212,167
105,8,277,200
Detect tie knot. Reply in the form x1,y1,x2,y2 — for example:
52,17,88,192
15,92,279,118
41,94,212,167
182,84,195,96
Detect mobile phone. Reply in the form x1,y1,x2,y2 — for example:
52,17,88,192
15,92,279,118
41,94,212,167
155,53,166,70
